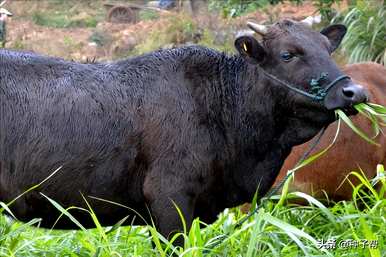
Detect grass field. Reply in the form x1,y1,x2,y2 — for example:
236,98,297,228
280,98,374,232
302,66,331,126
0,166,384,257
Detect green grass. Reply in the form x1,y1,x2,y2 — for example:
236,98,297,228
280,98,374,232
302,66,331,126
32,11,99,29
336,1,386,65
0,166,385,256
138,10,160,21
29,1,105,29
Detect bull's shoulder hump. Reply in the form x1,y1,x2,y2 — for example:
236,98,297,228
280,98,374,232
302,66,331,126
111,45,225,68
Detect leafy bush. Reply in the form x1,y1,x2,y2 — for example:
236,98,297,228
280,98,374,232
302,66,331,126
132,13,198,55
32,11,99,28
208,0,343,19
337,1,386,65
139,9,160,21
32,11,69,28
89,30,112,47
313,0,342,20
208,0,266,18
207,0,305,18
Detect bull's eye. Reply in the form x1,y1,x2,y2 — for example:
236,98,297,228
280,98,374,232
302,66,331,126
280,52,295,62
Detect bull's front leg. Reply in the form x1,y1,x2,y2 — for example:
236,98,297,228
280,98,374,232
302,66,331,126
143,163,199,244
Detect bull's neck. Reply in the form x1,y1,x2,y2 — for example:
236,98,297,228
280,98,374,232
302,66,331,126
209,57,283,151
208,56,327,202
215,56,325,150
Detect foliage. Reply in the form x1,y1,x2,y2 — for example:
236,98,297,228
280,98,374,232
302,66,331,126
8,39,25,50
208,0,303,18
138,10,160,21
336,1,386,65
29,1,104,29
32,11,99,28
89,30,112,47
132,13,199,55
207,0,343,19
334,102,386,147
313,0,342,20
0,161,385,256
130,12,236,57
208,0,263,18
62,35,83,50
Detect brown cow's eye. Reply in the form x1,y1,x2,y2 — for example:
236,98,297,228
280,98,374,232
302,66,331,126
280,52,295,62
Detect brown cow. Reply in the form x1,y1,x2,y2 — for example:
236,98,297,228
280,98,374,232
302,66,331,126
274,62,386,201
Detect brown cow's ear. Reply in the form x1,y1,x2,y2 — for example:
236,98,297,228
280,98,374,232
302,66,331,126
234,36,266,64
320,24,347,53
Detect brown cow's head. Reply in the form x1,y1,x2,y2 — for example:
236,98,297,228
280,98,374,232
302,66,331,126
234,19,368,117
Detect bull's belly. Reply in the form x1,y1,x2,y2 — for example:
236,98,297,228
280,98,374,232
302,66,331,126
0,182,150,229
10,196,150,229
0,160,149,229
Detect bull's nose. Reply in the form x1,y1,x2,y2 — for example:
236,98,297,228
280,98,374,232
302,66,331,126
341,84,368,105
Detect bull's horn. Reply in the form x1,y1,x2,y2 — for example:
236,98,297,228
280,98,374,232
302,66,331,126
301,15,322,27
0,8,12,16
236,29,255,38
247,21,268,36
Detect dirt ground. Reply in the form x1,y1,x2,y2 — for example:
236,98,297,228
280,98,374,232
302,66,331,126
4,1,344,62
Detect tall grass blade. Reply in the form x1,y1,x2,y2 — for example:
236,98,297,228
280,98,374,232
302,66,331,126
40,193,87,231
336,110,380,146
7,166,62,207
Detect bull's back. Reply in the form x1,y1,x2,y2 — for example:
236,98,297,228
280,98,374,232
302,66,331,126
275,62,386,201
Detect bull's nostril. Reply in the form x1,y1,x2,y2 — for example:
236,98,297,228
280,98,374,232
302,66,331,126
325,84,367,110
342,87,355,98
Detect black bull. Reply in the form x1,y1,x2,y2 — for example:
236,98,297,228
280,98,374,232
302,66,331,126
0,20,367,238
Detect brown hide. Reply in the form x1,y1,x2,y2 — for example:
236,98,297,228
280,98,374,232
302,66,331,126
274,62,386,201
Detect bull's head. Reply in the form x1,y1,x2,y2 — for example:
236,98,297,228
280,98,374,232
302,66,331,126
234,19,368,119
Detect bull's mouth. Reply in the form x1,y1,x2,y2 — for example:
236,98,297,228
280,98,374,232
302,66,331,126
328,106,358,121
340,106,358,116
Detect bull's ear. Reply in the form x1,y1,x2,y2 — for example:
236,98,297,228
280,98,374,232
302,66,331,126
320,24,347,53
234,36,266,64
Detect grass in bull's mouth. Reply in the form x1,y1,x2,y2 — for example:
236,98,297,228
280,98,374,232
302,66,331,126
0,103,385,257
336,102,386,146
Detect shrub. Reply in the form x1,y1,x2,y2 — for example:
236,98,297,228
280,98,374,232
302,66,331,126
132,13,198,55
208,0,305,18
89,30,112,47
337,1,386,65
32,11,99,28
138,10,160,21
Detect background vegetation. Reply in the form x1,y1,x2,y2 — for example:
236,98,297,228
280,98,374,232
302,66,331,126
337,0,386,65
